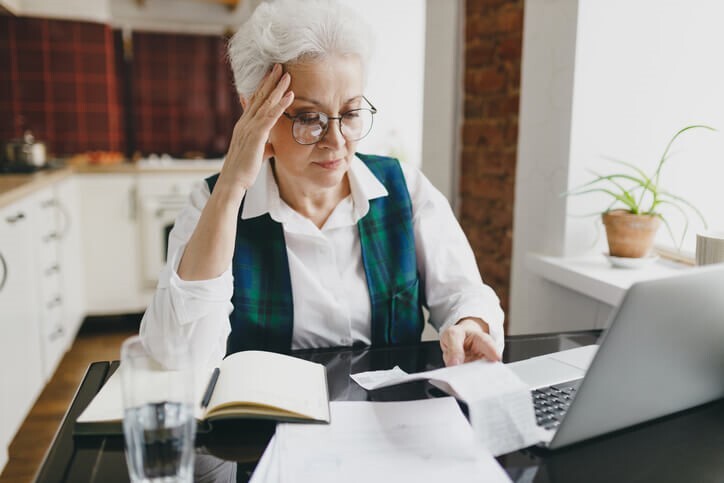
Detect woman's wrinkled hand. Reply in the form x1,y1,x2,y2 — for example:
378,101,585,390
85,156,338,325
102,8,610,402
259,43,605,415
220,63,294,191
440,317,500,367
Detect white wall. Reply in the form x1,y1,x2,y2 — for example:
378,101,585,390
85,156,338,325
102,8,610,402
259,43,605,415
567,0,724,257
510,0,596,334
339,0,426,171
420,0,462,205
511,0,724,335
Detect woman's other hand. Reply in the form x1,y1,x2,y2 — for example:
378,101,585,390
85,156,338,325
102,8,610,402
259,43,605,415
440,317,501,367
220,63,294,192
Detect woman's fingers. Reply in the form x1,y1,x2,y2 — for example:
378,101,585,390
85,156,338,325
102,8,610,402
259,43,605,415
440,321,501,367
260,73,293,121
440,325,466,366
247,63,284,116
465,333,500,362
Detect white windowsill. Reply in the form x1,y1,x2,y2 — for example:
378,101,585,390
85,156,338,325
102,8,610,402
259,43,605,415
526,253,691,306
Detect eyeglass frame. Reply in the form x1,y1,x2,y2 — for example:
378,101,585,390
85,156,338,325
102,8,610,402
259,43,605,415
281,96,378,145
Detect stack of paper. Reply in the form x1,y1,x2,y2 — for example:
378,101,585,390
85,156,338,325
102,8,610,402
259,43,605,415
250,398,510,483
350,360,551,455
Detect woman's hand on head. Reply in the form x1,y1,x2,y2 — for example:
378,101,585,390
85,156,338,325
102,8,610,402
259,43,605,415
220,63,294,192
440,317,501,367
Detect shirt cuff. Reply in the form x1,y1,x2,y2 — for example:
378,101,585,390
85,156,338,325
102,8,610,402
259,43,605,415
161,246,234,325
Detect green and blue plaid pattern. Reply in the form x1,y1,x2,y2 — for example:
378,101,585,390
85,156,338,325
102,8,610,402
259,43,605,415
357,154,424,345
205,153,423,355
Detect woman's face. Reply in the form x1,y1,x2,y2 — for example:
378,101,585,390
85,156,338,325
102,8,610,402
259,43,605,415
268,54,364,193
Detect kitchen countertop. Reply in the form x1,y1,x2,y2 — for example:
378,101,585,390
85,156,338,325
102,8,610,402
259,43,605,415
0,168,74,209
0,162,223,209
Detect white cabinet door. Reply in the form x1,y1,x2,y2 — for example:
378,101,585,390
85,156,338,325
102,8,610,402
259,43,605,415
33,187,69,380
0,198,43,467
55,177,86,337
0,0,21,14
78,174,145,314
18,0,110,22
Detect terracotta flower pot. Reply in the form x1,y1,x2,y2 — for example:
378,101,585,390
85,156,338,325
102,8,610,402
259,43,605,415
602,210,661,258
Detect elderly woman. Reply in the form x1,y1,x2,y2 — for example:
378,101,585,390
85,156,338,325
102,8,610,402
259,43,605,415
140,0,504,368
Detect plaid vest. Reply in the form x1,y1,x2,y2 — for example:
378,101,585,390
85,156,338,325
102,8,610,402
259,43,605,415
205,153,424,355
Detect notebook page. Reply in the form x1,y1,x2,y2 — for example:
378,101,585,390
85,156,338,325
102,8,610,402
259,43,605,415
208,351,329,422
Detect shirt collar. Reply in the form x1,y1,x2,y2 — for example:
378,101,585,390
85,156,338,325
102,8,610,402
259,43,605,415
240,154,389,223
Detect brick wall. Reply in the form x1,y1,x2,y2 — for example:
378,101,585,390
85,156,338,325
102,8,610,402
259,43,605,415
461,0,523,326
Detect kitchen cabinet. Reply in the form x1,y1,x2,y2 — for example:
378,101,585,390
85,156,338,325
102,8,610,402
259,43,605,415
0,197,44,470
0,0,21,14
17,0,110,22
78,174,147,314
55,177,86,338
8,0,259,35
33,181,87,379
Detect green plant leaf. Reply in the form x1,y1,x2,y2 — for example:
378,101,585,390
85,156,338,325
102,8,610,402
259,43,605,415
657,190,709,228
656,213,679,250
588,172,646,213
654,125,716,186
654,199,691,250
567,187,638,212
599,155,655,186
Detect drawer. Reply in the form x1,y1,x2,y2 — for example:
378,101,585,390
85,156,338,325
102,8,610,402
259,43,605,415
39,298,64,337
37,196,59,229
39,265,62,304
42,321,68,380
36,233,59,269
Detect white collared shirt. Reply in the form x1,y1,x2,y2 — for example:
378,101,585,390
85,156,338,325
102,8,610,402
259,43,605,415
140,156,504,366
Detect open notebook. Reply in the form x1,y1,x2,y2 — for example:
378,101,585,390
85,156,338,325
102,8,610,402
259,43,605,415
75,350,330,435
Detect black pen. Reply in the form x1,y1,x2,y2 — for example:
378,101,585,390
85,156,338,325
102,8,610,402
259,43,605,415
201,367,220,409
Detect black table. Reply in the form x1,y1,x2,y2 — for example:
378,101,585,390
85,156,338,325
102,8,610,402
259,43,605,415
36,330,724,482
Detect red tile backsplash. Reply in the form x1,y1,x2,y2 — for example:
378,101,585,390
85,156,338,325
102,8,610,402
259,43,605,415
0,15,124,156
1,15,240,158
130,31,240,157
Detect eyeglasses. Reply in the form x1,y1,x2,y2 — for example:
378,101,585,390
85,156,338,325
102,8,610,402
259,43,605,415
282,96,377,145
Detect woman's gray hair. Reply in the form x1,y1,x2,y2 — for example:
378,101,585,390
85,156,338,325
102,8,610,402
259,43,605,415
228,0,374,99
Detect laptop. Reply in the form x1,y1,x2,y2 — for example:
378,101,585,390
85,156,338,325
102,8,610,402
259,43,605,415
508,264,724,449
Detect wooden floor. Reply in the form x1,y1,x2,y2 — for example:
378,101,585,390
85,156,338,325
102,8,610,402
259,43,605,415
0,316,140,483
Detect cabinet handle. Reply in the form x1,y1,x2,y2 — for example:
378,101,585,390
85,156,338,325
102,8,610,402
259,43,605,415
45,264,60,276
0,251,7,292
57,200,71,240
49,326,65,341
41,199,57,209
5,212,25,223
43,232,59,243
47,296,62,309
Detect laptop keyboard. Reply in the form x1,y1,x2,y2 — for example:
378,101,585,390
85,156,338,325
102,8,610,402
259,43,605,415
531,380,582,430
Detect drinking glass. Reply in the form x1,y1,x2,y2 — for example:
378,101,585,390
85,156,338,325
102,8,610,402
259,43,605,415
120,335,196,483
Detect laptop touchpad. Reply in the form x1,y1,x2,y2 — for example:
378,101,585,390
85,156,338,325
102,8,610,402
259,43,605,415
508,357,586,390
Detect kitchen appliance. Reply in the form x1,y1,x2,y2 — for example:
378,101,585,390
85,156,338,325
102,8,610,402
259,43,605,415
2,131,48,172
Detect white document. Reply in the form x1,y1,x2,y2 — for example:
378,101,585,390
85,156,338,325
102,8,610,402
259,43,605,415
275,398,511,483
459,363,552,455
349,365,409,389
249,435,280,483
350,360,552,455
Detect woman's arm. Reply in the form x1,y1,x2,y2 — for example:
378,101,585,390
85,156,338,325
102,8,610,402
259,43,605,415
140,182,234,367
178,63,294,281
399,162,505,365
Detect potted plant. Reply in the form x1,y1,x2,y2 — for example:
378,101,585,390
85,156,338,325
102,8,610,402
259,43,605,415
566,125,715,258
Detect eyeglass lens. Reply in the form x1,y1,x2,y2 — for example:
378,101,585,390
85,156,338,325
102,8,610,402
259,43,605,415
292,109,374,144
